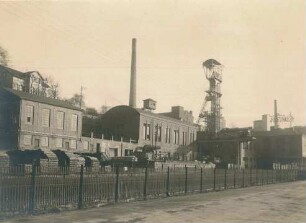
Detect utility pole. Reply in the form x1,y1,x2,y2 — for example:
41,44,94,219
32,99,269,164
80,86,85,109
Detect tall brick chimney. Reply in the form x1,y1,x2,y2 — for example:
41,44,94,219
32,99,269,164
129,38,137,108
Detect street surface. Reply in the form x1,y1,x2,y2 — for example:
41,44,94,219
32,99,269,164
3,181,306,223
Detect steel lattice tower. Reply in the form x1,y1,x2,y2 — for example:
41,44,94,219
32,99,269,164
198,59,224,135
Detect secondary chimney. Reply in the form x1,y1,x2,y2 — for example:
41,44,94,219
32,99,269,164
129,38,137,108
274,99,279,129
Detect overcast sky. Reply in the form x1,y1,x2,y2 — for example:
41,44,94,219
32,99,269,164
0,0,304,128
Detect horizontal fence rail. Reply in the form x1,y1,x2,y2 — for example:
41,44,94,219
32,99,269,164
0,166,305,215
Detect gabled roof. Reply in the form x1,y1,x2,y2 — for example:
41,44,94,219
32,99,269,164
2,87,82,111
0,65,25,78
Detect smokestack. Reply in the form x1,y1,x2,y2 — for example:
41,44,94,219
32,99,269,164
274,99,279,129
129,38,137,108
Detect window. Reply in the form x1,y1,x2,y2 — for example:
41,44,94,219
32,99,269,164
174,130,180,145
96,143,101,153
34,139,40,148
143,123,151,140
70,139,77,149
182,132,187,145
165,127,171,143
41,137,49,147
114,148,118,157
55,138,63,148
83,141,89,150
65,142,69,149
24,135,32,146
25,105,34,124
71,114,78,131
156,125,161,142
56,111,65,129
42,109,50,127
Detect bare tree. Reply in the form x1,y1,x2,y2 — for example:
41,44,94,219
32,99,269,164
64,93,85,109
0,46,9,66
45,75,60,99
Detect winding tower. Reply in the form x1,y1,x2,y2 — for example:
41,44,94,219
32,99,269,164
198,59,224,135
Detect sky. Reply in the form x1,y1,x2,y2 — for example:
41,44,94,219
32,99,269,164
0,0,304,128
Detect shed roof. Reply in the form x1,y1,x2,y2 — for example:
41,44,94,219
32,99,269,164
2,87,82,111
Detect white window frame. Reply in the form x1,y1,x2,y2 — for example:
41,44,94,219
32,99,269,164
56,111,65,129
24,135,32,146
41,136,49,147
71,114,78,131
42,108,50,127
25,105,34,125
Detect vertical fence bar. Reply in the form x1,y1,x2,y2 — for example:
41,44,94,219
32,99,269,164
78,165,84,209
261,169,264,185
224,168,227,190
242,169,245,188
280,166,282,182
213,168,216,190
143,167,148,200
184,165,188,195
29,165,37,214
266,169,268,184
250,168,252,185
200,168,203,193
256,168,258,185
115,166,119,203
233,169,236,188
166,167,170,197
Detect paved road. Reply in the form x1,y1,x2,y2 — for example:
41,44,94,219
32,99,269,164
3,181,306,223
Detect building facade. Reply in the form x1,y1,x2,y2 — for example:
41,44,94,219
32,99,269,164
253,114,270,132
100,105,198,160
253,127,306,168
0,65,55,98
197,128,255,168
0,87,82,151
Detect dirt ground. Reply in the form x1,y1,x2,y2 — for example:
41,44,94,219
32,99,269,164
3,181,306,223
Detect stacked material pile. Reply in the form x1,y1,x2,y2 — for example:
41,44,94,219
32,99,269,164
84,156,100,168
65,152,85,169
0,152,9,167
39,149,59,170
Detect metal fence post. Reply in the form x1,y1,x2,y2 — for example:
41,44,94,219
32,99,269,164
261,169,264,185
78,165,84,209
224,168,227,190
115,165,119,203
250,168,252,186
272,169,274,184
233,169,236,188
266,169,268,184
166,167,170,197
242,169,245,188
200,168,203,193
256,168,258,185
184,165,188,195
29,165,37,214
143,167,148,200
213,168,216,190
280,166,282,182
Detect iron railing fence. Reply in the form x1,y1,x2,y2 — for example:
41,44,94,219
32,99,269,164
0,166,304,215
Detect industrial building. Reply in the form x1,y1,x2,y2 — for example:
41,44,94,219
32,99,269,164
197,128,256,168
0,87,83,151
253,127,306,168
98,102,198,160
